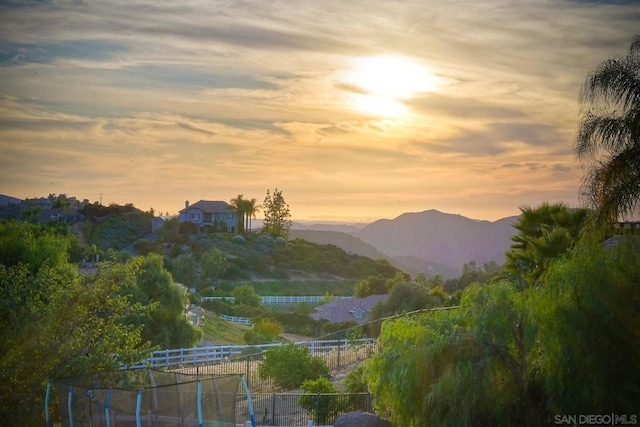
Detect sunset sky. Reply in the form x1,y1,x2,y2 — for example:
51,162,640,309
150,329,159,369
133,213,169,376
1,1,639,222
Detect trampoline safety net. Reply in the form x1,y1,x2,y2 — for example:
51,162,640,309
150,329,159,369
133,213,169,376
53,369,242,427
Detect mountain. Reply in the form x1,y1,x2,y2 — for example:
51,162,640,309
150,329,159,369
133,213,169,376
353,210,518,277
0,194,22,206
289,229,387,261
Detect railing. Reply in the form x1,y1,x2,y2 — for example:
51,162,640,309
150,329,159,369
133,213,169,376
239,393,373,426
200,295,353,304
260,296,352,304
127,336,378,373
220,314,253,325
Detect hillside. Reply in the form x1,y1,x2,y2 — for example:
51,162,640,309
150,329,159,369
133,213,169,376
353,210,517,276
0,194,21,206
289,229,387,260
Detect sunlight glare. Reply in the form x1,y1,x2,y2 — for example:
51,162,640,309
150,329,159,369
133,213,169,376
343,55,442,117
350,94,408,118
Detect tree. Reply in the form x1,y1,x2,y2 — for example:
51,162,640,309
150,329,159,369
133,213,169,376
504,203,588,287
262,188,292,238
258,344,329,390
536,232,640,414
244,197,261,232
298,378,342,425
170,252,198,288
133,254,201,349
230,194,247,234
157,216,181,243
52,194,71,223
200,247,228,289
354,275,387,297
0,222,152,425
232,284,261,307
576,34,640,224
365,282,543,426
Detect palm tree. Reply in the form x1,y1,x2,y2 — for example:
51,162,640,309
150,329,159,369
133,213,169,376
243,198,261,233
576,34,640,224
504,203,589,287
229,194,246,234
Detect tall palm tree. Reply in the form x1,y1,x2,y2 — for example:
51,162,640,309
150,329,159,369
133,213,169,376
229,194,246,233
576,34,640,224
504,203,589,287
243,198,261,233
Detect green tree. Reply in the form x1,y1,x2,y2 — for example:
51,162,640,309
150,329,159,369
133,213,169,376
245,319,283,344
368,281,430,321
504,203,588,287
133,254,201,349
244,197,261,232
0,222,151,425
21,205,41,223
354,275,387,297
230,194,247,234
52,193,71,223
171,252,198,288
577,34,640,224
232,284,261,307
157,216,181,243
536,232,640,414
366,283,542,426
298,378,341,425
259,344,329,390
200,247,228,289
262,188,292,238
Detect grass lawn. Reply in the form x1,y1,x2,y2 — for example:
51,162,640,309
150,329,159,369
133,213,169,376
199,310,252,345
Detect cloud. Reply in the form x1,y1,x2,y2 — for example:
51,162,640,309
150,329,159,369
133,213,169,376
0,0,637,220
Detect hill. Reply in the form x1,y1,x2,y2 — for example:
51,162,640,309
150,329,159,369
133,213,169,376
353,210,517,277
0,194,21,206
289,229,386,260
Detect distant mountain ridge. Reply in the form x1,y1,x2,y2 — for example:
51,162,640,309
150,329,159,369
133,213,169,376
353,209,518,277
289,229,387,261
1,192,517,278
0,194,22,206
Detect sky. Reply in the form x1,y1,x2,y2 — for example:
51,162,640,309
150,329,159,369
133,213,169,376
1,0,639,222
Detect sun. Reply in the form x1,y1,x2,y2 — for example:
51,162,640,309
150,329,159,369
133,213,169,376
342,55,442,117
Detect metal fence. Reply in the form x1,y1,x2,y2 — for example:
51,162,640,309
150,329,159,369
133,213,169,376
200,295,354,305
174,338,379,392
128,317,383,372
238,393,373,427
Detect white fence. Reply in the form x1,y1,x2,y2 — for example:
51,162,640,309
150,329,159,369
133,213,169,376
200,295,353,304
220,314,253,326
126,338,370,370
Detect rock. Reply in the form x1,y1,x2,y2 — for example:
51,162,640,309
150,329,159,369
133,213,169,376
333,411,392,427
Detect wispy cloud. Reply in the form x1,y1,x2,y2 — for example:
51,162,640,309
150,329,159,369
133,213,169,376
0,0,638,220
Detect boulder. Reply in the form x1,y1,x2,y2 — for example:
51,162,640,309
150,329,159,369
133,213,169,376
334,411,392,427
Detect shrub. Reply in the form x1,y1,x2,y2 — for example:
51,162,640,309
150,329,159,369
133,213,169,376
298,377,340,425
258,344,329,390
343,365,368,393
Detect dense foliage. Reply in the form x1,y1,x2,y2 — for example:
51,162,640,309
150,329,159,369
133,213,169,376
0,222,152,425
261,188,292,238
577,35,640,224
0,221,201,425
258,344,329,390
298,378,341,424
365,228,640,426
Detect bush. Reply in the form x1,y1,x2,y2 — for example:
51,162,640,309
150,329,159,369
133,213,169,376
298,378,340,425
343,365,368,393
258,344,329,390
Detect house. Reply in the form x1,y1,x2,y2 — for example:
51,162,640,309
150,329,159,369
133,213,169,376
151,215,175,233
178,200,237,232
311,294,388,325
